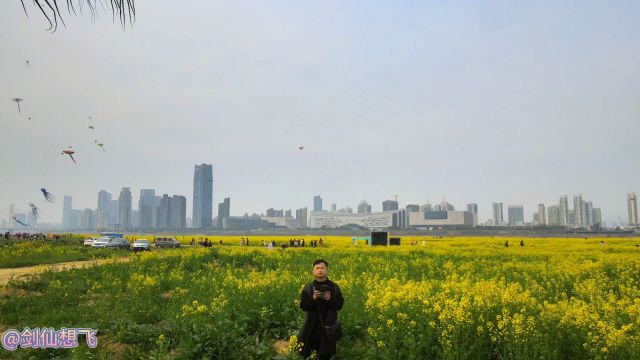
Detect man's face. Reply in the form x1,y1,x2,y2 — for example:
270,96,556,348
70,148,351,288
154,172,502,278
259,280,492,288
313,263,328,279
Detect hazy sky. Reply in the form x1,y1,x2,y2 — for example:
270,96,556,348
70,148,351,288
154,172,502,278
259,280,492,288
1,1,639,225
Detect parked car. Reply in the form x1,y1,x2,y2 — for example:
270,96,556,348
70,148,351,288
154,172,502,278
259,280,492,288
154,237,181,248
106,238,130,250
83,237,97,246
92,237,112,248
132,239,152,252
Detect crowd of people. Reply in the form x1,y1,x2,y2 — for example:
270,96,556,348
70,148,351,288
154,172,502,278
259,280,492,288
3,232,62,240
186,236,328,249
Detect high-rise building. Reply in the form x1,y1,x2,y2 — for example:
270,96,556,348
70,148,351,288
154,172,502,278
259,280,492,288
330,204,337,212
466,203,478,226
296,207,308,228
584,201,594,227
466,203,478,214
507,205,524,226
97,190,112,229
217,197,230,228
547,205,561,226
382,200,399,212
170,195,187,229
118,188,132,230
81,209,95,229
285,209,292,218
537,204,546,226
138,189,156,229
628,193,638,226
592,208,602,228
62,196,73,229
559,195,569,227
568,210,576,227
157,194,172,229
358,200,372,214
109,200,119,228
573,194,584,227
492,202,504,226
313,196,323,212
193,164,213,228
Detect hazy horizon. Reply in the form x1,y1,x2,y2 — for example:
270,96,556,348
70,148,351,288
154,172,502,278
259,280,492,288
2,1,639,225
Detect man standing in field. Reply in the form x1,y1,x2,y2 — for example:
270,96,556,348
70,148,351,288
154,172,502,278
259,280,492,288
299,259,344,359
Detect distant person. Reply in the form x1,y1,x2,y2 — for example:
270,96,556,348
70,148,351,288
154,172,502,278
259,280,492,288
299,259,344,359
422,240,426,246
505,241,509,248
268,241,273,250
520,240,524,247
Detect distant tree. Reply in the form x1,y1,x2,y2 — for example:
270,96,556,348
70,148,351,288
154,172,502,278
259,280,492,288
19,0,135,32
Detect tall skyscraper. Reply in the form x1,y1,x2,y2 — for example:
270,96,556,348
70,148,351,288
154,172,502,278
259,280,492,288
628,193,638,226
109,200,119,227
193,164,213,228
382,200,399,211
466,203,478,226
138,189,156,229
547,205,561,226
217,197,231,228
492,202,504,226
170,195,187,229
157,194,172,229
313,196,323,212
330,204,337,212
508,205,524,226
559,195,569,227
537,204,546,226
97,190,112,229
573,194,584,227
584,201,594,227
118,188,132,230
296,207,308,228
62,196,73,229
357,200,372,214
592,208,602,228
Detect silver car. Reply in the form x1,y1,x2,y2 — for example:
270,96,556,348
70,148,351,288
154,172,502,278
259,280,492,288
132,239,152,252
154,237,181,248
105,238,130,250
92,237,112,248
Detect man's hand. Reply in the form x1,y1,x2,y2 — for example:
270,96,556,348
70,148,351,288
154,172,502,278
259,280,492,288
313,288,322,300
323,291,331,301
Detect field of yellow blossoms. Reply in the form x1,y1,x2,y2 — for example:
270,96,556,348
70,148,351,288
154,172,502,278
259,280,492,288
1,235,639,359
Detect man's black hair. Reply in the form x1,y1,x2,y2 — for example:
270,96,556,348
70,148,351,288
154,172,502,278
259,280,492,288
313,259,329,267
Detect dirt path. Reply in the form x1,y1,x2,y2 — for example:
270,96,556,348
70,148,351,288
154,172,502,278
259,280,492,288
0,257,131,285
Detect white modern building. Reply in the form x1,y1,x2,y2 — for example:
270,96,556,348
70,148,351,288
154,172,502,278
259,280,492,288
309,211,394,229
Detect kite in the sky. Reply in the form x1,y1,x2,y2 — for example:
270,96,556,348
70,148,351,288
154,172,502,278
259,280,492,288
28,203,40,220
40,188,55,203
11,98,23,113
26,60,30,66
89,125,95,130
298,146,304,150
12,216,30,228
96,143,105,152
62,148,77,164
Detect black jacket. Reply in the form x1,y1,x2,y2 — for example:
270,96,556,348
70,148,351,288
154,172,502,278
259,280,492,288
299,279,344,357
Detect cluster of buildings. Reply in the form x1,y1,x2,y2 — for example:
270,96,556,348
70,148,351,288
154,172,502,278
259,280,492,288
489,194,606,229
4,161,640,232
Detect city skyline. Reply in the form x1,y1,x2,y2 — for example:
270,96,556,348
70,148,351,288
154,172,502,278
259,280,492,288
4,175,638,229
